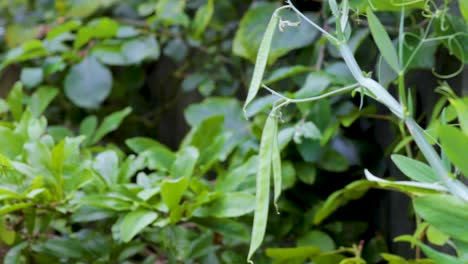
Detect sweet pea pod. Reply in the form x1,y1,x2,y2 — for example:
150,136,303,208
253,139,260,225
243,11,279,115
271,113,282,213
247,112,278,262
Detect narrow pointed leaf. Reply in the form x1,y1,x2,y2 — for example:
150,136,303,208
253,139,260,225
367,8,400,73
121,210,158,242
391,154,438,183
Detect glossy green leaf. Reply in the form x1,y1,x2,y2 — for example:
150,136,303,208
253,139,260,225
414,194,468,243
20,67,43,89
364,170,447,194
79,115,97,146
367,8,400,73
155,0,189,26
193,192,255,218
191,0,214,38
314,180,375,224
29,86,58,117
297,230,335,251
461,0,468,22
170,146,198,179
6,82,24,121
122,36,160,64
194,218,250,242
391,154,438,183
64,56,113,109
396,235,460,264
161,176,189,210
350,0,425,12
439,125,468,177
4,241,28,264
248,113,277,262
242,8,279,113
266,246,321,260
121,210,158,242
295,162,317,185
234,3,318,65
426,225,449,246
319,149,349,172
263,65,311,85
0,203,33,214
216,155,257,192
92,107,131,143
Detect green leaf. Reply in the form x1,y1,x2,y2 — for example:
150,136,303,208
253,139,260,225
319,149,349,172
194,218,250,242
264,65,311,85
414,194,468,243
461,0,468,22
295,162,317,185
121,36,160,64
266,246,321,260
66,0,100,17
191,0,214,38
426,225,449,246
47,20,81,39
242,7,279,113
295,72,331,99
184,98,249,159
126,137,175,172
74,18,119,49
364,169,447,194
314,180,375,224
121,210,158,242
92,107,131,143
6,82,24,121
0,203,33,214
439,125,468,177
3,40,47,67
161,176,189,210
193,192,255,218
4,241,28,264
64,56,113,109
20,67,43,89
155,0,189,26
297,230,335,251
0,128,24,159
187,115,225,169
350,0,425,12
170,146,199,179
216,155,258,192
395,235,461,264
79,115,97,146
29,86,59,117
391,154,438,183
233,3,318,64
366,8,400,73
248,113,277,262
93,150,119,185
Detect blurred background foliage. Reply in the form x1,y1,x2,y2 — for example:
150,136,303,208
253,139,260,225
0,0,465,263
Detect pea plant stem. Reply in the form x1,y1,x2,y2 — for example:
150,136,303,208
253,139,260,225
286,0,468,202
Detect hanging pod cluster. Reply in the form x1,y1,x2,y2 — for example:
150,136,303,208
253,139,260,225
247,109,282,263
242,6,286,263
